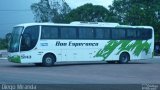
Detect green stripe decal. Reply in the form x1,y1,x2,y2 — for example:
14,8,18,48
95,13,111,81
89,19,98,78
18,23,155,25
8,55,21,63
95,40,151,60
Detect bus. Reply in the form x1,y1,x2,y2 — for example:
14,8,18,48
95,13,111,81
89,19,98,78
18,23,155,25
8,22,154,66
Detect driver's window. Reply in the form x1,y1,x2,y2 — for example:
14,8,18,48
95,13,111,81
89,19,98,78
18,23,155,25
21,26,39,51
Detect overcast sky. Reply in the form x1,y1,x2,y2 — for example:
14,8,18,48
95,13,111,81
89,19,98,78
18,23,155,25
0,0,113,38
66,0,113,9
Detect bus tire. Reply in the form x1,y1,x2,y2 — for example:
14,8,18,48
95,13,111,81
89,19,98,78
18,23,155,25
119,52,130,64
42,54,56,67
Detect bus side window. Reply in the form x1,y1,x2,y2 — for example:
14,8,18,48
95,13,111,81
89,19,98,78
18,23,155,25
78,27,94,39
140,29,152,40
104,29,111,40
112,29,125,40
95,28,104,39
41,26,58,39
126,29,137,40
21,26,39,51
60,27,77,39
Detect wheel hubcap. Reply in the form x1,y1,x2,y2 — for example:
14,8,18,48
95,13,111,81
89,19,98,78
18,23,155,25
46,57,52,64
122,56,128,62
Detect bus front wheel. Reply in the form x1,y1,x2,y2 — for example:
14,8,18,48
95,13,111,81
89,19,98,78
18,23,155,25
119,53,130,64
42,54,56,67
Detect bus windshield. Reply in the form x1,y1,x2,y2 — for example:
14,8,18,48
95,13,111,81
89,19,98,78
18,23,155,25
8,26,23,52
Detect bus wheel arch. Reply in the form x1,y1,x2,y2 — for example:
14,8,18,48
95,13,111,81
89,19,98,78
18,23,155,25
119,52,130,64
42,52,56,66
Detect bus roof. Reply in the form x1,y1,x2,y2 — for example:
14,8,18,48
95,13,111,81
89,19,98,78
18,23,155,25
15,22,153,29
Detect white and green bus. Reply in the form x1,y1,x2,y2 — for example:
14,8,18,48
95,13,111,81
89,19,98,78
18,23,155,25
8,22,154,66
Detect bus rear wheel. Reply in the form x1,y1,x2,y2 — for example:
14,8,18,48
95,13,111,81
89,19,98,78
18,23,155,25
119,53,130,64
42,54,56,67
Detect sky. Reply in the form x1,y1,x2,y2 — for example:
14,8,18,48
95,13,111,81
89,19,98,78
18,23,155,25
66,0,113,9
0,0,113,38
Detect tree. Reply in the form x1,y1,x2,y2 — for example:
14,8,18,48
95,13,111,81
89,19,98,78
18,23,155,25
109,0,160,40
65,3,118,23
0,38,7,50
31,0,71,23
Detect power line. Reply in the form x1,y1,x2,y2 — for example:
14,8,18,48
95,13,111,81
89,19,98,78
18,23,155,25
0,9,31,12
0,23,24,25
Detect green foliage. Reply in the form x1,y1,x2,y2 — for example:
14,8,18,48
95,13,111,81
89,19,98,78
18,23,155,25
0,38,7,50
109,0,160,40
65,3,118,23
31,0,52,22
31,0,71,23
30,0,160,40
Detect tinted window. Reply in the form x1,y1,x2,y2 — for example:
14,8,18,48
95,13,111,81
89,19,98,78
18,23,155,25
21,26,39,51
95,28,111,39
104,29,111,39
140,29,152,39
126,29,137,39
137,29,141,39
79,28,94,39
60,27,77,39
41,26,58,39
95,28,104,39
112,29,126,40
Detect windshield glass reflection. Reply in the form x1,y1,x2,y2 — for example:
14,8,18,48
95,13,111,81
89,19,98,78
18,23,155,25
8,27,23,52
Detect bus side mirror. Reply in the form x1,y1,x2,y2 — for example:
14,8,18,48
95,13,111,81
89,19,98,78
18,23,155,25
5,33,12,43
22,33,31,48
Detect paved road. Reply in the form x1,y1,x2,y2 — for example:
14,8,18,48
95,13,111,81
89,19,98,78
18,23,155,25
0,58,160,84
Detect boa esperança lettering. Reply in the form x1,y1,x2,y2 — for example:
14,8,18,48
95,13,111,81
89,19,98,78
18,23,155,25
56,41,98,47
